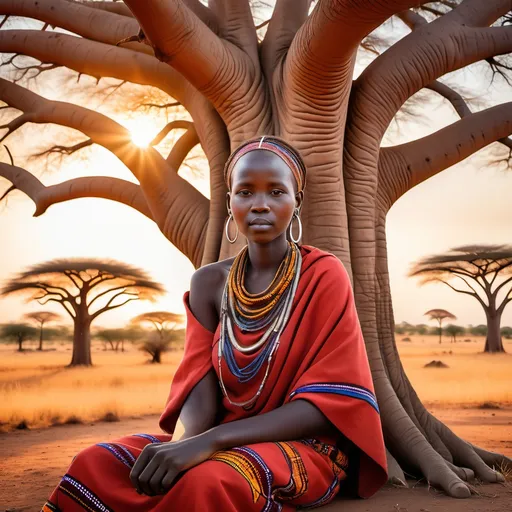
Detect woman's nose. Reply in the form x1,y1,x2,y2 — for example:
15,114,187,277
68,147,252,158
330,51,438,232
251,196,270,212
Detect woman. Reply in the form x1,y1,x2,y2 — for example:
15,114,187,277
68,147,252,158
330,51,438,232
42,136,387,512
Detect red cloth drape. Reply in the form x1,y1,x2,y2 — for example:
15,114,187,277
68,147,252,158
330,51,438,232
160,244,387,498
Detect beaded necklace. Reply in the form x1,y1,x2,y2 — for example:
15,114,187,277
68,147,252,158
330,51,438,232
218,241,302,409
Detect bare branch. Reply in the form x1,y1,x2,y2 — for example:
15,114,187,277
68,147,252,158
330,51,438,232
437,279,488,309
0,113,33,143
33,139,94,159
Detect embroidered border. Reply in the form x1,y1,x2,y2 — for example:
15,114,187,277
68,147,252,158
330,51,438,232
297,439,349,510
133,433,161,443
289,382,379,413
58,474,113,512
273,442,308,502
97,443,136,469
211,446,280,512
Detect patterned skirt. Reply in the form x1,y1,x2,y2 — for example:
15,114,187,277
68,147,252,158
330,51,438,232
42,434,349,512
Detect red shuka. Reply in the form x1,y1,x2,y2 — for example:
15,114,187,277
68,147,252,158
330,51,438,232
160,244,388,498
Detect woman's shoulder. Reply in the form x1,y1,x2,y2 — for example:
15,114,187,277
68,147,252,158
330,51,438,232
300,244,347,274
191,256,235,287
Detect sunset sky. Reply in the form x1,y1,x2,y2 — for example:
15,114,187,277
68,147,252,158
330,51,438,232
1,19,511,331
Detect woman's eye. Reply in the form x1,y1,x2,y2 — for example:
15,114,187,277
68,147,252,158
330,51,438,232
272,190,284,196
238,190,251,196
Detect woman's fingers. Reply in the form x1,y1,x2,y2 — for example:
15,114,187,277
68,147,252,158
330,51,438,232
137,457,161,496
130,446,154,493
161,468,179,492
148,465,169,495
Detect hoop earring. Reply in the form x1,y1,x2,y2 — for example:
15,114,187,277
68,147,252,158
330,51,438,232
225,213,239,244
289,210,302,244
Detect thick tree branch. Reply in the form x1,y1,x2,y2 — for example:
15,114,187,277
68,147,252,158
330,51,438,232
123,0,235,93
379,103,512,205
438,279,488,309
0,0,141,51
166,124,199,169
0,161,153,218
354,1,512,142
0,30,188,102
208,0,258,62
260,0,311,83
74,1,134,17
150,120,193,147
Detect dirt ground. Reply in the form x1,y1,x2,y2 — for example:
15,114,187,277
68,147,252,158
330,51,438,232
1,407,511,512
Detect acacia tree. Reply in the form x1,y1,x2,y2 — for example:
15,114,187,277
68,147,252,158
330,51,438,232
1,259,165,365
23,310,62,350
410,245,512,353
424,308,457,344
131,311,184,363
0,322,37,351
444,324,465,343
0,0,511,497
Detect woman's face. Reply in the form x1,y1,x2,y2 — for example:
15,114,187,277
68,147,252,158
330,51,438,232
228,150,302,244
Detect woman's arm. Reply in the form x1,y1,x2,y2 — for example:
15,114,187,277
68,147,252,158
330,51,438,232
131,399,336,496
174,369,219,440
205,398,336,450
171,265,222,440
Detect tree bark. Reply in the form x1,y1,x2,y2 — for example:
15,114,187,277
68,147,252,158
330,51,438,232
484,312,505,353
70,307,92,366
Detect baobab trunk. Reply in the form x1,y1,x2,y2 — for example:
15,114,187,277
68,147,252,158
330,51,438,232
484,312,505,353
38,326,43,351
70,308,92,366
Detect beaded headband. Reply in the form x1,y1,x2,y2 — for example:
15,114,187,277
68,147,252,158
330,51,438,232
224,136,306,193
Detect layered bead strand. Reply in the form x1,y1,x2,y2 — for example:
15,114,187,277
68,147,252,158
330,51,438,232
218,242,302,409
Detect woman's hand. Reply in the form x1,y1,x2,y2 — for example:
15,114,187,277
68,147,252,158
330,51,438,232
129,432,218,496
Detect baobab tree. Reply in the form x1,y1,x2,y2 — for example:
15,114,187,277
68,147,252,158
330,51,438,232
424,309,457,344
131,311,184,363
23,310,62,350
1,259,165,365
410,245,512,353
0,0,511,497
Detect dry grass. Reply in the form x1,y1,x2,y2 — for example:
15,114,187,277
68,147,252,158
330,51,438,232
0,335,511,430
0,342,183,430
397,335,512,407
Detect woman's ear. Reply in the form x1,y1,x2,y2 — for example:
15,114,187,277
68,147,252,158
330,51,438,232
226,191,232,213
295,191,304,212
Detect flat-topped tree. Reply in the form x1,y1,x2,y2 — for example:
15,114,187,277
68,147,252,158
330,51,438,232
23,310,62,350
131,311,185,363
423,309,457,344
1,259,165,366
0,0,511,496
410,245,512,353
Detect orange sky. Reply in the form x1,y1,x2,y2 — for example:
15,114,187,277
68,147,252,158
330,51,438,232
1,25,511,331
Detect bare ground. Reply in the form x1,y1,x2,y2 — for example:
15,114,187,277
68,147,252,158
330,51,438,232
1,407,511,512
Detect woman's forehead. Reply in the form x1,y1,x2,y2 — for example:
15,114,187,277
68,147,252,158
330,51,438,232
232,150,293,181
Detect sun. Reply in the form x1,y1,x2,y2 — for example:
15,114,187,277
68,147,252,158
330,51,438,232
124,117,158,148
